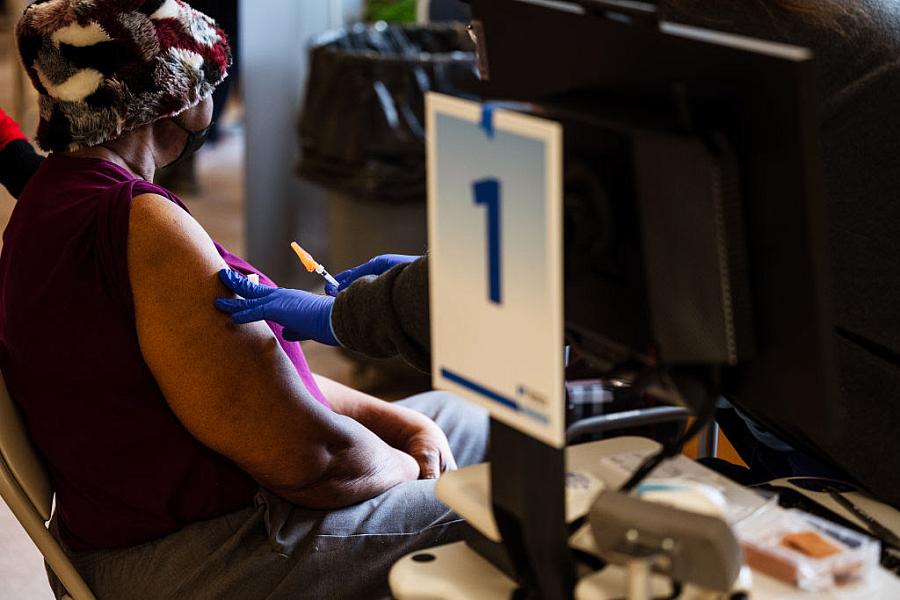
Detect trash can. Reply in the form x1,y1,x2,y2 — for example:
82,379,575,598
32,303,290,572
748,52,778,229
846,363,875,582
298,21,478,273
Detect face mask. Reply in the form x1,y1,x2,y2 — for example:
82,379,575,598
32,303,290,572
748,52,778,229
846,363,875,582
164,119,213,169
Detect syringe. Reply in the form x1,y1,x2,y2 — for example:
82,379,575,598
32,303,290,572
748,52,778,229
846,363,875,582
290,241,340,289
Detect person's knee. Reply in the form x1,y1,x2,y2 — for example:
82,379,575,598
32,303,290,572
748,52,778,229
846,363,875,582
397,390,449,415
437,392,489,433
401,390,485,422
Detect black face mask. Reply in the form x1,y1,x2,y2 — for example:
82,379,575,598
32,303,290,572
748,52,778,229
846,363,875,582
164,119,213,169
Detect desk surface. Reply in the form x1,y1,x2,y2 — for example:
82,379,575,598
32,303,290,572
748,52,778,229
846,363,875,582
393,437,900,599
391,541,900,599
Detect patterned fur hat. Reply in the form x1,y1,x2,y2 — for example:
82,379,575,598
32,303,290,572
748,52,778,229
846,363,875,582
16,0,231,152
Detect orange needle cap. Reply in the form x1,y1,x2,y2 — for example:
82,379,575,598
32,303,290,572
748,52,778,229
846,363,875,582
290,241,319,272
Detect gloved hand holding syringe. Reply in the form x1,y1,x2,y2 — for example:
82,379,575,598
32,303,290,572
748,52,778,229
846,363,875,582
215,240,420,345
290,242,340,290
288,243,418,296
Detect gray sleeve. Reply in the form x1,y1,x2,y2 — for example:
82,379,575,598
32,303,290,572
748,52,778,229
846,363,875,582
330,256,431,372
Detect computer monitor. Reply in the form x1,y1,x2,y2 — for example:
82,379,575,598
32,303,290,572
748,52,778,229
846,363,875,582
469,0,843,473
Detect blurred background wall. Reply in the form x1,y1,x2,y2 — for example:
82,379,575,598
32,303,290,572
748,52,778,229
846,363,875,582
241,0,365,287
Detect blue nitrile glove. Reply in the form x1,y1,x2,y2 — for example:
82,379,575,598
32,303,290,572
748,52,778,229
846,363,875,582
214,269,340,346
325,254,421,296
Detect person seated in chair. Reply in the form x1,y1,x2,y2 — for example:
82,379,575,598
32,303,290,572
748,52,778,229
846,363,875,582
0,2,487,599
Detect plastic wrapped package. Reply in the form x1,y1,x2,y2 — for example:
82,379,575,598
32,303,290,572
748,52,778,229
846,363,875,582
736,507,880,591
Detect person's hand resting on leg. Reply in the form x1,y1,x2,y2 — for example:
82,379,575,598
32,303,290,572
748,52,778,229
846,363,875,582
315,375,457,480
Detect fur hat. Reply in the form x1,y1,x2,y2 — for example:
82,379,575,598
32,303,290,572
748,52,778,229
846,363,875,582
16,0,231,152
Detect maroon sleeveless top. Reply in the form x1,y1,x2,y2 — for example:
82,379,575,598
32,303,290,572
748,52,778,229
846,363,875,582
0,155,330,551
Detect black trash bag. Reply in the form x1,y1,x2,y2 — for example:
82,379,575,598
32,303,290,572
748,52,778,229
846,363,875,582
298,22,478,204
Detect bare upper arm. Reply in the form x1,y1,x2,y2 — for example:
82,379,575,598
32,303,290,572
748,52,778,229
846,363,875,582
127,194,346,491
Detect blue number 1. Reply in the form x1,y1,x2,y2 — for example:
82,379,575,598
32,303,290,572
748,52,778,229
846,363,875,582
473,178,502,304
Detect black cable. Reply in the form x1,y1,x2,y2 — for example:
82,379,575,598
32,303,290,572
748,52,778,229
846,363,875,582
568,515,589,536
664,580,684,600
619,370,718,493
826,489,900,549
572,548,607,571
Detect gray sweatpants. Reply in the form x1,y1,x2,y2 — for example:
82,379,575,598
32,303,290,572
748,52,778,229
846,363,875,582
50,392,489,600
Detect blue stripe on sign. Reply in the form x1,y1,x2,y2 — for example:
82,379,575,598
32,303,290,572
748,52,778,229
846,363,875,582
441,369,550,425
441,368,518,411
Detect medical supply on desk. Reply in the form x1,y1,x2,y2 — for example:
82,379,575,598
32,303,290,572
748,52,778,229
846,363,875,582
601,451,770,525
736,507,880,591
605,451,882,591
635,479,728,519
290,242,340,289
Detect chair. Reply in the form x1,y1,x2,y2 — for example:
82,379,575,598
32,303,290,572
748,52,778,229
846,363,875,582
0,372,96,600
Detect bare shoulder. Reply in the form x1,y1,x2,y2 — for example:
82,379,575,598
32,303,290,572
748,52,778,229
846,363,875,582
126,191,237,385
128,193,221,272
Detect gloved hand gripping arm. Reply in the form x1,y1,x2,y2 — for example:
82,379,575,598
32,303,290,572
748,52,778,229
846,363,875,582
214,270,340,345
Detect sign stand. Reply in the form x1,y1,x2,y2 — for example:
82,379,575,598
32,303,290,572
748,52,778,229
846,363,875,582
427,92,570,597
490,420,574,599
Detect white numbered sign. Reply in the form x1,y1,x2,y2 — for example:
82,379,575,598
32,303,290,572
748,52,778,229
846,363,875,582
427,92,565,448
